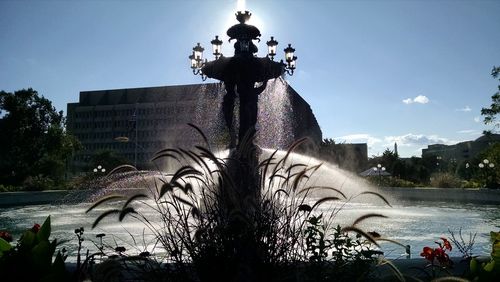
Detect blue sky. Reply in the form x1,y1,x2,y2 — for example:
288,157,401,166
1,0,499,157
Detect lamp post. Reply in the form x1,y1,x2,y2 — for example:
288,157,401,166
189,10,296,147
93,165,106,174
478,159,495,188
114,136,146,168
373,163,386,186
465,162,470,180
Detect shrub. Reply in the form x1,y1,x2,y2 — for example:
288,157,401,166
460,180,482,189
430,173,461,188
469,231,500,281
0,216,68,281
386,177,419,188
22,175,56,191
0,184,17,192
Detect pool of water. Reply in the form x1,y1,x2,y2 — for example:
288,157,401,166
1,199,498,261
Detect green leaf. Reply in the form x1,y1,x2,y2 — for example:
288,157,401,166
41,251,68,282
31,240,51,269
37,216,51,242
483,260,495,272
21,229,36,248
491,231,500,242
0,237,12,252
470,258,478,273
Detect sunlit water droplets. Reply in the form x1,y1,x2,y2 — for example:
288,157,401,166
257,77,295,149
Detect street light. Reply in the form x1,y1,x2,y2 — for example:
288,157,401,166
373,163,386,186
266,36,278,60
114,136,149,168
114,136,137,167
478,159,495,169
211,35,223,59
478,159,495,188
188,10,297,147
465,162,470,180
189,11,297,80
93,165,106,174
436,156,442,172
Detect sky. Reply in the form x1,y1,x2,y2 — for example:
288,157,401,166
1,0,499,157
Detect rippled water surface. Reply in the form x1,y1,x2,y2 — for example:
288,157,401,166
1,199,498,261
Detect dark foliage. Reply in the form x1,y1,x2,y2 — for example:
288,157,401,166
0,88,80,188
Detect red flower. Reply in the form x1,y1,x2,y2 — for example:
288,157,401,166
435,248,450,264
421,238,453,267
420,246,435,261
440,237,452,251
0,231,13,242
31,223,40,233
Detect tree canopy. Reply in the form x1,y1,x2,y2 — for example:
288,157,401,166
0,88,80,187
481,66,500,133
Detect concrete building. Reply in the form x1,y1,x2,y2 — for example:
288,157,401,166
66,80,322,172
336,143,368,172
318,142,368,173
421,134,500,161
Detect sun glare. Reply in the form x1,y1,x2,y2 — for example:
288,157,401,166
236,0,246,12
215,0,266,57
222,0,265,34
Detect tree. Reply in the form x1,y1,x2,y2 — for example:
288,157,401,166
0,88,80,187
319,138,345,164
369,148,400,173
481,66,500,133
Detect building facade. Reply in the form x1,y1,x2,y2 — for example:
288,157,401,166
421,134,500,161
67,80,322,172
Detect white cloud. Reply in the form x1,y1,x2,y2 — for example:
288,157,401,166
335,133,464,157
402,95,429,104
402,98,413,104
474,116,481,123
457,129,479,135
335,134,382,147
413,95,429,104
456,106,472,112
384,133,455,147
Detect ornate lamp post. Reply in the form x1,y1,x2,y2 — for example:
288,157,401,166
93,165,106,174
189,10,297,148
465,162,470,180
436,156,442,172
478,159,495,188
373,163,386,186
